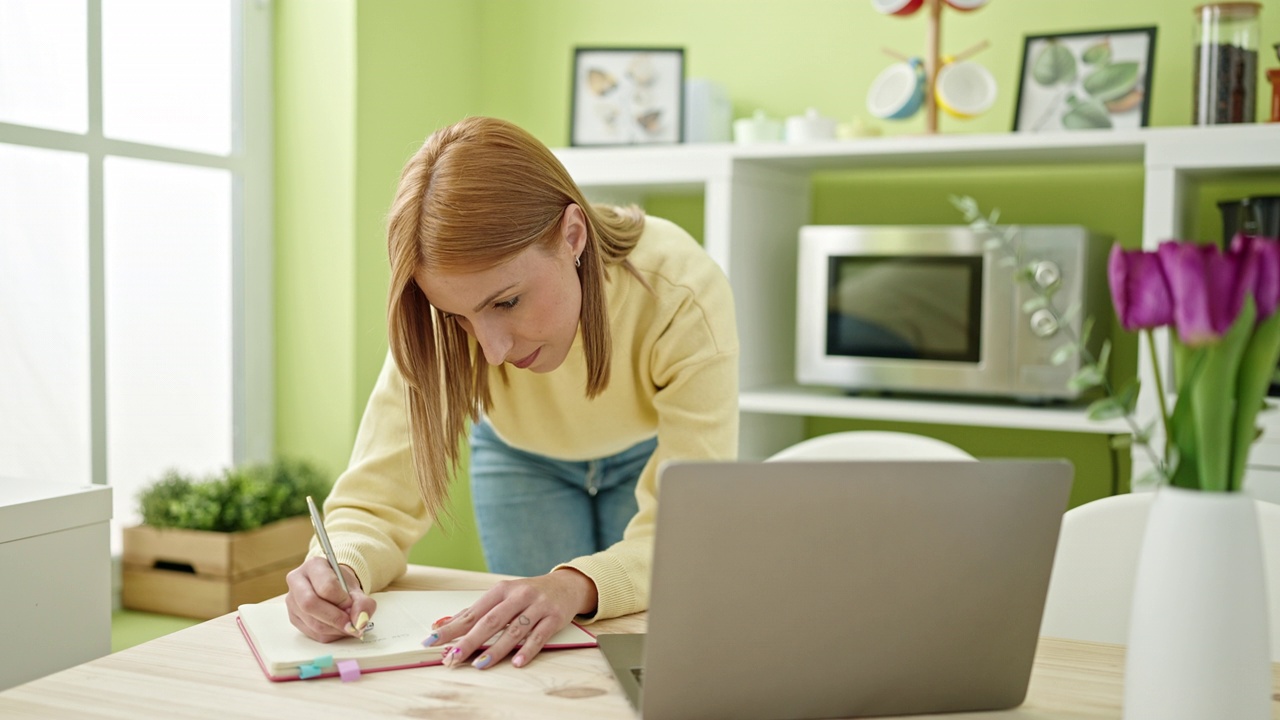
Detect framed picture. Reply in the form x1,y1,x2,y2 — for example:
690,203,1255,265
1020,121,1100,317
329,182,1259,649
1013,27,1156,133
570,47,684,146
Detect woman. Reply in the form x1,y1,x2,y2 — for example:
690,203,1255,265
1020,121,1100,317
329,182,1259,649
284,116,738,670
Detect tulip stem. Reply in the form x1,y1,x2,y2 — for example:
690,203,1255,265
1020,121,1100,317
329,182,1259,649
1145,328,1172,468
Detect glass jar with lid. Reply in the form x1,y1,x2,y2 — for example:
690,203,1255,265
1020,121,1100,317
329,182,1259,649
1194,2,1262,124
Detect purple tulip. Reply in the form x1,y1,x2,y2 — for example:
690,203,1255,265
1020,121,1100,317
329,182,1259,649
1156,240,1256,347
1229,233,1280,322
1108,245,1174,331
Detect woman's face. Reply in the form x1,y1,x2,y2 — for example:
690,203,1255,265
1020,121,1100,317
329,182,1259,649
415,205,587,374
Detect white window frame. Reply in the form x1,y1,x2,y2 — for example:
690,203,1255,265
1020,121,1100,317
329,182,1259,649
0,0,273,498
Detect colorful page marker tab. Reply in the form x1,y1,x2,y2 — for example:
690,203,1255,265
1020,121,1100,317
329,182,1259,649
337,660,361,683
298,664,322,680
312,655,334,668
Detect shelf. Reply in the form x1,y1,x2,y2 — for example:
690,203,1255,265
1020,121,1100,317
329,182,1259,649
740,385,1132,435
553,144,729,189
553,124,1280,465
554,125,1280,188
729,129,1147,170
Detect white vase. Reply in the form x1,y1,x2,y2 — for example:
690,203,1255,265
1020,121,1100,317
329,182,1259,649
1123,485,1272,719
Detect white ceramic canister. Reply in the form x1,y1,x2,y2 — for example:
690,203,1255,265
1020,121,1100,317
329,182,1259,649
733,109,784,144
784,108,838,143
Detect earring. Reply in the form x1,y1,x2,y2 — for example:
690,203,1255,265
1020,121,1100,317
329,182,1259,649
574,255,581,268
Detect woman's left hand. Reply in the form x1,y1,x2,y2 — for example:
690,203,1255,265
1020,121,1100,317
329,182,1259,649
423,568,598,669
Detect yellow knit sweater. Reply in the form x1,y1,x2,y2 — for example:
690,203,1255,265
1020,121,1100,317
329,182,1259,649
316,216,739,621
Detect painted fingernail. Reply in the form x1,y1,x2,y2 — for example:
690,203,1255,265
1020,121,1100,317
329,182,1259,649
513,654,526,667
423,633,439,647
432,615,452,629
343,622,358,635
355,611,370,632
473,654,491,669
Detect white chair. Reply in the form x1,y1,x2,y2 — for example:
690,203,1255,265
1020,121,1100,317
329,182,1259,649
1040,492,1280,661
767,430,975,461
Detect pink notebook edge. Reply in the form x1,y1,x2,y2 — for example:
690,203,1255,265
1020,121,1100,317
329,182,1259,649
235,614,598,682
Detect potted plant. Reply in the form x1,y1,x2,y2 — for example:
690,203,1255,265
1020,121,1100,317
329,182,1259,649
955,196,1277,720
121,458,331,620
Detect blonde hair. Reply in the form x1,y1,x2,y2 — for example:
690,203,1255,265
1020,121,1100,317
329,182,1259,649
386,116,646,520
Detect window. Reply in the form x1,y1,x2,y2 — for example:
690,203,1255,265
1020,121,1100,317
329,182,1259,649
0,0,272,550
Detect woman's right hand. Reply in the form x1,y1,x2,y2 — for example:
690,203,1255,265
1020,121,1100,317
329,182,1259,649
285,556,378,642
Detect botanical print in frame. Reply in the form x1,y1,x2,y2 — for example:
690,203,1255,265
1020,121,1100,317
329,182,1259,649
1013,27,1156,132
570,47,684,146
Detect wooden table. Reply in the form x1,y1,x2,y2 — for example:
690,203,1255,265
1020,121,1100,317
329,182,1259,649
1,565,1277,719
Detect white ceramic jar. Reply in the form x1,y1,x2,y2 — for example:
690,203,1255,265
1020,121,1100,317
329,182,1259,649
785,108,838,143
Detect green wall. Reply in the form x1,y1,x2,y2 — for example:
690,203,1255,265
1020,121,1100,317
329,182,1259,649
276,0,486,571
275,0,357,475
275,0,1280,572
475,0,1280,144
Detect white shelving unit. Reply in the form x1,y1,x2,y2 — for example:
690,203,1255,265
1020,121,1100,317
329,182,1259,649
555,124,1280,464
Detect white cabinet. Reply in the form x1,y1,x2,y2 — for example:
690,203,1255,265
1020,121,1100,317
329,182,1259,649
0,479,112,691
555,125,1280,464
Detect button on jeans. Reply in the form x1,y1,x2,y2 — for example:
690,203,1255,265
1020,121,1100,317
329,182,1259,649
468,420,656,577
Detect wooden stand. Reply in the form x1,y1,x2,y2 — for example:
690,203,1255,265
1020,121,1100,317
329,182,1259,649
884,0,987,134
924,0,943,133
121,516,313,619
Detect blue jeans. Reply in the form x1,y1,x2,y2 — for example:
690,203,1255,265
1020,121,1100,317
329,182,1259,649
468,420,656,577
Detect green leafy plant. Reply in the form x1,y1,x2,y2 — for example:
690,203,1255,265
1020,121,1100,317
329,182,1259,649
137,458,331,532
950,195,1144,431
953,195,1280,492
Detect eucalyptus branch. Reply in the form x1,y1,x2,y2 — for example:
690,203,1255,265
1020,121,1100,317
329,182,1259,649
949,195,1168,483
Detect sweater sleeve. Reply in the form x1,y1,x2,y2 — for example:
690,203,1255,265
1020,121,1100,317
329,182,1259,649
310,351,433,593
556,272,740,622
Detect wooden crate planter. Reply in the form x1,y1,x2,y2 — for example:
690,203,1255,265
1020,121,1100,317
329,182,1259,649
121,515,313,619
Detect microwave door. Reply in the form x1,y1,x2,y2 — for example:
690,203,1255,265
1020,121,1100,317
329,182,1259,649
827,256,982,364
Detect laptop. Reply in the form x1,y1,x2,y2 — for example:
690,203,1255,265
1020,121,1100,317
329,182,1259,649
598,459,1073,720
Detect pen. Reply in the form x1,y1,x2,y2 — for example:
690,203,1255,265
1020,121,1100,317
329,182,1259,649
306,495,351,598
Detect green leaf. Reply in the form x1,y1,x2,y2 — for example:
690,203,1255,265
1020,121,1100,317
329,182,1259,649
1022,296,1049,313
1061,97,1114,129
1115,377,1141,414
1050,342,1078,366
1230,301,1280,490
1057,302,1081,327
949,195,979,221
1189,300,1255,491
1082,61,1140,102
1096,339,1112,375
1087,397,1126,420
1079,316,1095,347
1110,433,1134,450
983,238,1004,251
1134,419,1156,444
1082,40,1112,66
1033,41,1077,86
1133,468,1162,489
1068,365,1104,392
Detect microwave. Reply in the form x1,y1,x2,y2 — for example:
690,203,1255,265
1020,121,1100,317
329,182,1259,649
796,225,1112,403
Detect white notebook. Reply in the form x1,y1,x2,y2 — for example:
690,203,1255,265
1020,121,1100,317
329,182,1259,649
237,590,597,681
